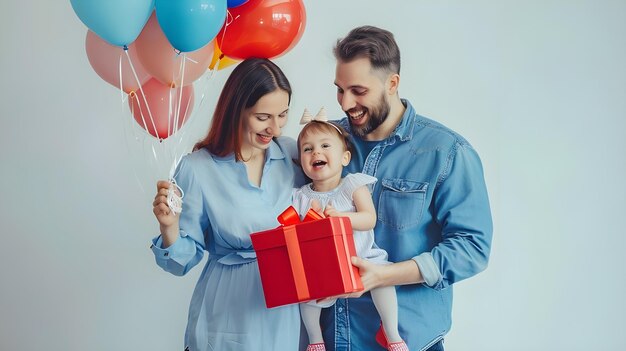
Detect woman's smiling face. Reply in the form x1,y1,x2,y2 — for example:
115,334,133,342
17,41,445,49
241,89,290,155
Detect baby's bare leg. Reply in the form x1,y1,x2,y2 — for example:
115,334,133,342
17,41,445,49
300,303,324,344
371,286,402,342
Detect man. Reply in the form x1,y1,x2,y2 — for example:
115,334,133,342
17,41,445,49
320,26,493,351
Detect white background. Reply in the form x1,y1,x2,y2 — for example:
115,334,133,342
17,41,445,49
1,1,625,350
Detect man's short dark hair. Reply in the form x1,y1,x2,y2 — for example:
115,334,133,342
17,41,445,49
334,25,401,75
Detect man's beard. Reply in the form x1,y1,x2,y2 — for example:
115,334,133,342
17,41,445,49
347,92,390,138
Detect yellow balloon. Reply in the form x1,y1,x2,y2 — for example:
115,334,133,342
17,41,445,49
209,41,240,71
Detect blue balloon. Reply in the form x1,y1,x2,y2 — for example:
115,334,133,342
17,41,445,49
227,0,248,8
70,0,155,47
155,0,228,53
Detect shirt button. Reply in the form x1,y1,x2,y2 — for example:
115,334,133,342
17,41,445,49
338,307,343,313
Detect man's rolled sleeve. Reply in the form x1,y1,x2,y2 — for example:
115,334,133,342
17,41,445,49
413,252,443,289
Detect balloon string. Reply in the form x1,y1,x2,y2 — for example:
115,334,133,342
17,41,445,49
225,10,235,26
218,10,234,54
167,89,173,139
167,49,180,139
118,53,125,101
184,55,198,65
178,88,192,138
129,93,160,162
197,76,207,107
121,94,148,195
120,47,148,135
131,90,154,150
175,54,187,137
151,142,159,163
124,48,159,141
175,52,204,139
120,51,159,183
209,10,235,79
167,85,172,138
165,52,198,212
208,64,217,79
171,91,193,162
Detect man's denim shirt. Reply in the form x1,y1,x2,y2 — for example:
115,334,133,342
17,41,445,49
321,99,493,351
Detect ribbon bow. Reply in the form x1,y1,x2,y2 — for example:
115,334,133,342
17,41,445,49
278,206,324,225
299,107,343,134
299,107,328,124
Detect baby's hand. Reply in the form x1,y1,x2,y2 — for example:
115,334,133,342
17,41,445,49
323,202,341,218
310,199,325,217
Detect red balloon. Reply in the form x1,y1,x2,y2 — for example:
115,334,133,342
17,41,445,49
217,0,306,59
129,78,195,139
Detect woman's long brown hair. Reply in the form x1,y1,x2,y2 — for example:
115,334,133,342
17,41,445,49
194,58,292,161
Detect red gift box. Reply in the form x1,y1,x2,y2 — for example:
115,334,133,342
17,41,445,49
250,206,364,308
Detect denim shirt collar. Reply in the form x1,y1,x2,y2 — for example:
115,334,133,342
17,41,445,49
392,99,417,142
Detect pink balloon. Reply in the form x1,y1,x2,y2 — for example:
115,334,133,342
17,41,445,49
129,78,195,139
85,30,150,94
134,13,214,87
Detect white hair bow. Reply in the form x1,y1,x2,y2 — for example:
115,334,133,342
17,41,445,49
299,107,328,124
299,107,343,134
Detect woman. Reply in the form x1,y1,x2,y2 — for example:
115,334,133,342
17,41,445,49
151,58,302,351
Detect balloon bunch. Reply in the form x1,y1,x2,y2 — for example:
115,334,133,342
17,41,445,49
72,0,307,141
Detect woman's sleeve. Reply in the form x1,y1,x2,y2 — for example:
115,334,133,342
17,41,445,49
150,155,208,276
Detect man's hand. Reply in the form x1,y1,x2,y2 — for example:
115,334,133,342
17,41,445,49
350,256,385,292
316,256,386,304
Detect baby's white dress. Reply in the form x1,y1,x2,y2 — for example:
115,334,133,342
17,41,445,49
292,173,389,264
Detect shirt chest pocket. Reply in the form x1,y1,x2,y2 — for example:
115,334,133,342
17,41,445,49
377,178,428,230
